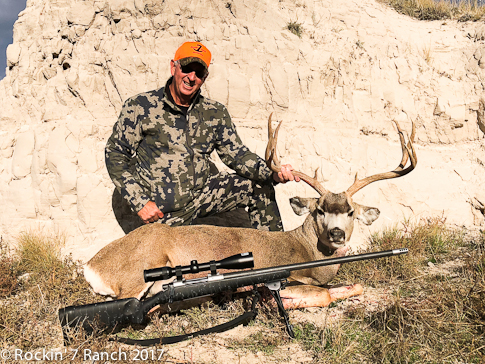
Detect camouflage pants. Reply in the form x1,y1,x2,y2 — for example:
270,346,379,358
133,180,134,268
160,173,283,231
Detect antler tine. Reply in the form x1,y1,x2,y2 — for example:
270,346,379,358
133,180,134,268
265,113,282,171
266,114,328,196
394,119,416,170
346,120,417,197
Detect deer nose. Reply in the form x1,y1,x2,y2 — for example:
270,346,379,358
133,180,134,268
328,228,345,242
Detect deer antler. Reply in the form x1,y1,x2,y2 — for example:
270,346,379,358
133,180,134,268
346,120,417,197
266,113,328,196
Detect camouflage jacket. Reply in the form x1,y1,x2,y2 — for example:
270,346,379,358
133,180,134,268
105,78,273,214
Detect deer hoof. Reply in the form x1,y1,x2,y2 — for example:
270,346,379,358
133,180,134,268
328,284,363,301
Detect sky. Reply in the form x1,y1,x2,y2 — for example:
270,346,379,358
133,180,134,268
0,0,27,80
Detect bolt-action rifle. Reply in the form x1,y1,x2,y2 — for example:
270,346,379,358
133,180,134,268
59,248,408,346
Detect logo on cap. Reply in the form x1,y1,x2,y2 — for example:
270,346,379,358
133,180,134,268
174,42,212,70
192,44,204,53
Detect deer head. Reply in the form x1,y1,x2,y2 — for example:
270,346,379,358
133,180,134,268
266,114,417,251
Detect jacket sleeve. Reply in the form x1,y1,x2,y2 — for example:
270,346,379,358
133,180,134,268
105,98,151,213
214,106,274,183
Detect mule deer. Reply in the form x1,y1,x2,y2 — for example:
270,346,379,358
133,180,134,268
84,115,416,309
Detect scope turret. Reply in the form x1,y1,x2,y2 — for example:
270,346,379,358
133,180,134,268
144,252,254,282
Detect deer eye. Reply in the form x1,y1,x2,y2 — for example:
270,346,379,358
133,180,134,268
348,210,354,217
316,207,325,216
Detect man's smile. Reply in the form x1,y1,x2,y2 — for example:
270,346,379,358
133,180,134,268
183,79,194,88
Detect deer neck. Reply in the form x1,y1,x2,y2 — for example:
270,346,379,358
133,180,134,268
288,216,322,258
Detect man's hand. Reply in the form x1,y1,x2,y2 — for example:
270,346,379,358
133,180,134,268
272,164,301,184
138,201,164,224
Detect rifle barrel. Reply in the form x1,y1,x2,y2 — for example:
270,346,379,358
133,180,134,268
283,248,408,271
222,249,408,280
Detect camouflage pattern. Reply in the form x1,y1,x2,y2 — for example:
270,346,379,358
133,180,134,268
106,77,281,230
161,172,282,231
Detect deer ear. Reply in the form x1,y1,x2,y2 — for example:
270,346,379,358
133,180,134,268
290,197,318,216
353,203,380,225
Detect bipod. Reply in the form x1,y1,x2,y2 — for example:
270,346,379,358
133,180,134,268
265,280,295,338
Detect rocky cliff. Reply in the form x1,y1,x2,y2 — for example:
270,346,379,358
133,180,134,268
1,0,485,261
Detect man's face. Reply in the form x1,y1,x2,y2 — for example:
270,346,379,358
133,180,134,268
170,60,207,105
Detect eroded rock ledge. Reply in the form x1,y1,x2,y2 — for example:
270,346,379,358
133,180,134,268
1,0,484,261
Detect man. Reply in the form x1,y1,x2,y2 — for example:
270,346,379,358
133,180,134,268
106,41,299,231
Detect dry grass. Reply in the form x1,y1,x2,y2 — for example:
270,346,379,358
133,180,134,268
337,216,468,284
0,231,94,351
379,0,485,21
0,219,484,363
328,217,485,363
420,43,433,64
0,239,18,298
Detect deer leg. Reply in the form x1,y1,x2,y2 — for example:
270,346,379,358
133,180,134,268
279,284,363,309
327,284,363,301
135,282,155,300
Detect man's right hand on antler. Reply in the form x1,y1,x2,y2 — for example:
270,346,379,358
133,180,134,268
273,164,301,184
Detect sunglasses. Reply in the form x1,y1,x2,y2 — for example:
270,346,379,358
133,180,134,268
179,64,207,79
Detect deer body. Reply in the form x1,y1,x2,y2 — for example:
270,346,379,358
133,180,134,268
85,116,416,309
85,213,351,301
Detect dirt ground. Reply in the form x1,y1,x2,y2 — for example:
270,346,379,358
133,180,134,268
118,285,395,364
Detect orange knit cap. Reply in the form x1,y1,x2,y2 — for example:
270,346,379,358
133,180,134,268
174,42,212,71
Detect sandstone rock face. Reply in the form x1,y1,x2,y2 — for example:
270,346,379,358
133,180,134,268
1,0,485,261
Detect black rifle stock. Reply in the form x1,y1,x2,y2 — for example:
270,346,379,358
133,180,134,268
59,248,408,344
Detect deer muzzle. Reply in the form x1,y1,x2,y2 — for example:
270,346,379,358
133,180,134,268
328,227,345,243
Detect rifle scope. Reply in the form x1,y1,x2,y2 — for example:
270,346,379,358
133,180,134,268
144,252,254,282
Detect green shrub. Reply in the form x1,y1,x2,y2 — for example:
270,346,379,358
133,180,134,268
287,21,303,38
